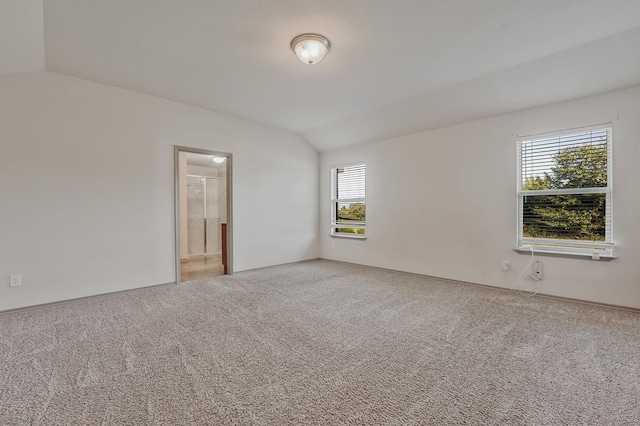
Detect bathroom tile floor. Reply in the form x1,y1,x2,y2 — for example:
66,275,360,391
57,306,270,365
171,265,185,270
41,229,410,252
180,254,224,282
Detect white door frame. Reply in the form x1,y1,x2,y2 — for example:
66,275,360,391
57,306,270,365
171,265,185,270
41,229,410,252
174,146,233,282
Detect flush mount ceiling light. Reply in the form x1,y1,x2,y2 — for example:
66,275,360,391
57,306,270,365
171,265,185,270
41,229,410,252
212,156,225,164
291,33,330,65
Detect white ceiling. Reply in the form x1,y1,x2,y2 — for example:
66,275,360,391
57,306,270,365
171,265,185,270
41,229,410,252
186,152,226,169
42,0,640,151
0,0,45,75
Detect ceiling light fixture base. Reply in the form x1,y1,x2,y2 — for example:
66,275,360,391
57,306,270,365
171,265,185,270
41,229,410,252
291,33,330,65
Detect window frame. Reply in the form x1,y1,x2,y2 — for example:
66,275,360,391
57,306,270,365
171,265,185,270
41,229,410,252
516,124,614,257
330,162,366,239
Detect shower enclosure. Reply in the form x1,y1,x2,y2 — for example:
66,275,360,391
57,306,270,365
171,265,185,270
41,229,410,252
186,175,227,255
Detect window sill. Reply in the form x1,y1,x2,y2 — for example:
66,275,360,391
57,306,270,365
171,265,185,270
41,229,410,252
330,234,367,240
514,248,616,261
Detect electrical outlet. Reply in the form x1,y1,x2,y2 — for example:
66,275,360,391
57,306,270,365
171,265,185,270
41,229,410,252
533,261,543,280
10,274,21,287
502,260,510,271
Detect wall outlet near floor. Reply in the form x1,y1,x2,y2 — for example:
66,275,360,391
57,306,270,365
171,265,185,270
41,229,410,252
10,274,21,287
502,260,510,271
533,261,543,280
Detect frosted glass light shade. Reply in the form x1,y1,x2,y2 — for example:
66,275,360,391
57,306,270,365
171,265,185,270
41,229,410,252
291,34,330,65
212,156,225,164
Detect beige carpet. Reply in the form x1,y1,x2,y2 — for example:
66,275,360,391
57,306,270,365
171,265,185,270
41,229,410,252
1,260,639,425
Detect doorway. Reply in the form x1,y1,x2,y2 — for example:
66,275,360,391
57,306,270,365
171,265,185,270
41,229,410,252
175,146,232,283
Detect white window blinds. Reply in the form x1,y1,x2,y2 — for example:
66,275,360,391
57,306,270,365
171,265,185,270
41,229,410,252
331,163,366,237
517,125,613,255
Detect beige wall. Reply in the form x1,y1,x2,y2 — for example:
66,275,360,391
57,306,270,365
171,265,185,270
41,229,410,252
187,164,224,178
2,70,636,310
0,71,319,311
320,87,640,308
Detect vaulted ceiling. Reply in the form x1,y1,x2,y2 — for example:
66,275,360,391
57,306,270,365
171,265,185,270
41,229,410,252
25,1,640,150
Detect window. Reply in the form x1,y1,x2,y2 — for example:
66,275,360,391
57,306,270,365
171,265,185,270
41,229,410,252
517,125,613,256
331,162,366,238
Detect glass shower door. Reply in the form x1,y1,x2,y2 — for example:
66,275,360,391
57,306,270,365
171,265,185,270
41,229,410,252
187,176,205,255
205,177,227,254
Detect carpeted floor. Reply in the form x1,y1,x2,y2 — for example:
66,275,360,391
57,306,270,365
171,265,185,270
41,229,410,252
1,260,639,425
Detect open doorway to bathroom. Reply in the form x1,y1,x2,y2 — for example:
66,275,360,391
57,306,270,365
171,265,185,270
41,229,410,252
175,146,232,283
